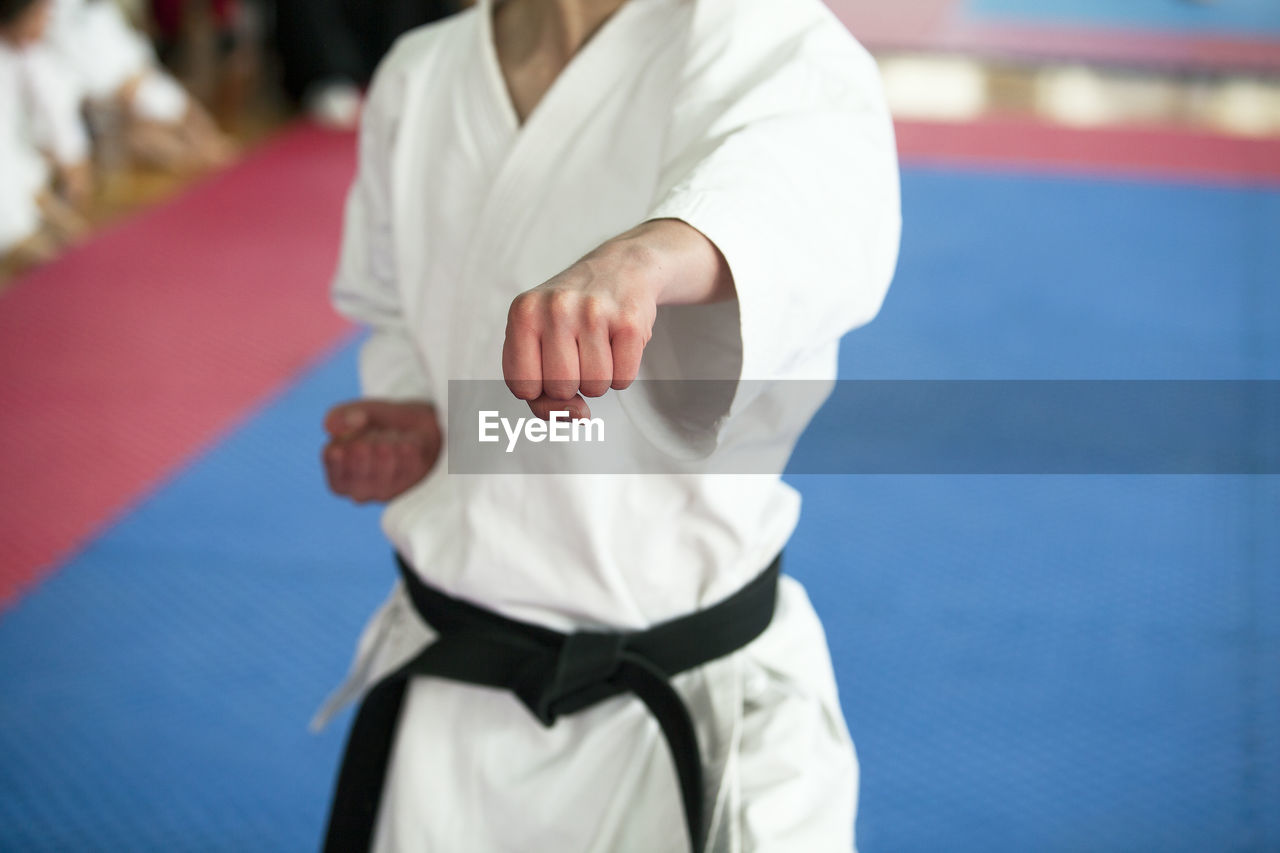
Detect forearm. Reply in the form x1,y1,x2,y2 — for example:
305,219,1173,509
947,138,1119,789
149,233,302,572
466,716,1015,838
590,218,735,307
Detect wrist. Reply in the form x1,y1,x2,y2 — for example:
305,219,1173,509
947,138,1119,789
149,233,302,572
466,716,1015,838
604,219,732,307
587,228,667,307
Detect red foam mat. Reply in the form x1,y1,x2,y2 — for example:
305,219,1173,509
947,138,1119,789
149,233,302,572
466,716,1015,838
0,125,356,605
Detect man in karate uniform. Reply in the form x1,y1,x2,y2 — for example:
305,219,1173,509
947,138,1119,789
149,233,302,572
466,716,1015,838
318,0,900,850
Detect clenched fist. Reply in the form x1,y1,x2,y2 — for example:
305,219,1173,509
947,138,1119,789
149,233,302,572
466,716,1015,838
322,400,442,504
501,219,735,419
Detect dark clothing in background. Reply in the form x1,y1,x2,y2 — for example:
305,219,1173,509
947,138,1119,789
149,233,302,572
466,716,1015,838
274,0,457,101
153,0,237,39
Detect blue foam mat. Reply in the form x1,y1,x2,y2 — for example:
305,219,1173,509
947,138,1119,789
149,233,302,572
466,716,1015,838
0,341,384,852
1,168,1277,851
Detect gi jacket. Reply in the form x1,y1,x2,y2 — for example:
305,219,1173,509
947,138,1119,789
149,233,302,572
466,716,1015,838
321,0,901,849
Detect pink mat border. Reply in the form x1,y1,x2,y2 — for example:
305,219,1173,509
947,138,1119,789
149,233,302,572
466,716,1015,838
0,125,356,607
828,0,1280,73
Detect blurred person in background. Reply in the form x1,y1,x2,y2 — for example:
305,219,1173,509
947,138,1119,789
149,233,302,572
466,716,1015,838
45,0,234,171
317,0,899,850
273,0,460,129
1,0,89,270
149,0,250,124
150,0,239,63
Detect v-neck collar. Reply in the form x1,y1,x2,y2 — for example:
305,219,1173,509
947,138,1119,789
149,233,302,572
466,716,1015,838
476,0,650,138
462,0,678,244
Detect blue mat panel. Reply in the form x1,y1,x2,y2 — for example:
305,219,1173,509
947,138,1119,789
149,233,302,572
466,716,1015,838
0,340,384,853
1,168,1277,852
844,169,1280,381
811,168,1280,851
790,474,1278,852
964,0,1280,37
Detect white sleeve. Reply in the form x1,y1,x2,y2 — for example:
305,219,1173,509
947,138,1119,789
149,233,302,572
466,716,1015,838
0,154,42,253
49,0,153,99
130,70,188,123
647,0,901,395
330,59,433,402
23,46,90,165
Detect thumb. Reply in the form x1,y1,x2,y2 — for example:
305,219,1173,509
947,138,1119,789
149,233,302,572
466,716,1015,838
527,393,591,422
324,402,371,437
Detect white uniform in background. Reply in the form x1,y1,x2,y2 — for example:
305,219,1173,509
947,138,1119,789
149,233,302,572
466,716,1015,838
0,42,87,253
46,0,187,122
320,0,900,850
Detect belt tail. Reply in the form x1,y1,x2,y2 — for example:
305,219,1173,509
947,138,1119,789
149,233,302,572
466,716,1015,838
321,678,409,853
614,655,708,853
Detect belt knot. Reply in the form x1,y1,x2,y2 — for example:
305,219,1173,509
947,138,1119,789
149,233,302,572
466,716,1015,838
515,630,629,726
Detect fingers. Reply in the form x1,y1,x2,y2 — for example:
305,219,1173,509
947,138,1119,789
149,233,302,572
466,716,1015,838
610,326,644,391
323,428,435,504
578,306,613,399
503,295,543,401
541,324,580,402
323,437,374,500
503,287,651,413
322,441,345,494
321,401,442,504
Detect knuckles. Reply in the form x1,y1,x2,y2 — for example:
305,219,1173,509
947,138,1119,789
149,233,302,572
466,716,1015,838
507,293,541,327
581,295,609,329
511,288,636,332
613,313,643,338
545,288,578,321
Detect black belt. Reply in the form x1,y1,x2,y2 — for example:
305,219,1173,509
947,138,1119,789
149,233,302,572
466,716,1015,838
322,552,782,853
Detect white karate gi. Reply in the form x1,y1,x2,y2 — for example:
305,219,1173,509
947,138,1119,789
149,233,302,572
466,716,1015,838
46,0,187,122
321,0,900,850
0,42,87,253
